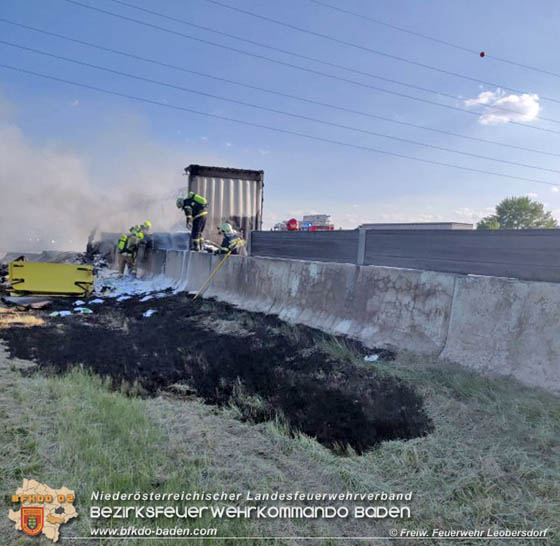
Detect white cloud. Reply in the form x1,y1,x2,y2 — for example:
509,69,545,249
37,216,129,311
200,136,208,142
527,192,538,199
464,89,540,125
552,187,559,193
71,99,79,107
225,142,232,147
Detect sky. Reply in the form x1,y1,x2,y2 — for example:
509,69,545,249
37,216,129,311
1,0,560,250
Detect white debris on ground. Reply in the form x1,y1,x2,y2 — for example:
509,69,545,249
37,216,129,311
142,309,157,318
94,269,175,299
139,295,153,302
74,307,93,314
116,295,131,302
73,299,86,306
89,298,104,305
364,354,380,362
49,311,73,317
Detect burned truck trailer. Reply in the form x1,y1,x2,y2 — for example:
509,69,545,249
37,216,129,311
184,164,264,245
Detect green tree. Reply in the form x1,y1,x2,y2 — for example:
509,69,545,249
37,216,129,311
477,196,558,230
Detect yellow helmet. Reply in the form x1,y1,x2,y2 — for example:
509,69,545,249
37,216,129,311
143,220,152,229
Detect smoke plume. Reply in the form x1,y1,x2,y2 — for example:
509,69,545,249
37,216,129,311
0,115,215,253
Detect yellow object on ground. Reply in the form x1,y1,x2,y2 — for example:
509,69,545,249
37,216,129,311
8,261,94,296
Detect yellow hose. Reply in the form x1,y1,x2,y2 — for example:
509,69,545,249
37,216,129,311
193,250,233,300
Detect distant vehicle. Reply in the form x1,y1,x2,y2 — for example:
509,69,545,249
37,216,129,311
286,218,299,231
299,214,334,231
306,225,334,231
276,215,334,232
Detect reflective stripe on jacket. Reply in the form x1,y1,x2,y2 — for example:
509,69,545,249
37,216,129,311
219,233,245,253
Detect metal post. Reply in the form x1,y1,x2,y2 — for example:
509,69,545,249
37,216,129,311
357,228,367,265
247,230,253,256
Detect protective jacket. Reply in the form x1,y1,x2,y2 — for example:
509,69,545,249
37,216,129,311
182,193,208,223
118,229,144,254
218,232,245,255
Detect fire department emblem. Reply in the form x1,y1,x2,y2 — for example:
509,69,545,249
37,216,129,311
21,506,44,536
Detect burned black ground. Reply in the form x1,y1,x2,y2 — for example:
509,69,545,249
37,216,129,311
0,293,433,453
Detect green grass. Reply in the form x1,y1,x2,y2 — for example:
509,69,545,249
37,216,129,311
1,336,558,546
297,342,560,542
0,354,267,546
231,337,559,544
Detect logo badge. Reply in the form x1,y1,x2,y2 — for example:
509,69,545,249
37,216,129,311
9,479,78,542
21,507,44,536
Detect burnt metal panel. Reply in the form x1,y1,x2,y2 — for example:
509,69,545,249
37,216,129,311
364,229,560,282
251,230,359,264
186,164,264,181
185,164,264,245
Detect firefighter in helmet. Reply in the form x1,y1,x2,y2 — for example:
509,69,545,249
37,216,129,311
176,191,208,251
217,222,245,255
117,220,151,275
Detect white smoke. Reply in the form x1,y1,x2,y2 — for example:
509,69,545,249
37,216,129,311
0,116,217,252
464,89,540,125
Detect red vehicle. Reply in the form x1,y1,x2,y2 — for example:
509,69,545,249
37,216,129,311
309,225,334,232
286,218,299,231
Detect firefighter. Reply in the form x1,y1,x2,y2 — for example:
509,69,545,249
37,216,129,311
117,220,151,275
176,192,208,251
138,220,152,237
117,231,136,276
135,220,152,264
217,222,245,255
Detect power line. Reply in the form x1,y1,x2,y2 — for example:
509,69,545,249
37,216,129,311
308,0,477,55
99,0,560,116
54,0,560,133
4,39,560,177
2,18,558,159
1,62,559,189
307,0,560,81
56,0,560,131
198,0,560,103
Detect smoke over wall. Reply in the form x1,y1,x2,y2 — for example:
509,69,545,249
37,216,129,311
0,115,218,253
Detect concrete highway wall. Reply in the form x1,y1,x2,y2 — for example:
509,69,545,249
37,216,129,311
141,249,560,393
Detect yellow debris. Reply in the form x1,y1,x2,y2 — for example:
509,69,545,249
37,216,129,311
8,261,94,296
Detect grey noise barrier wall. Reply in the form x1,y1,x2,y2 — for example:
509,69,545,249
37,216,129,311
141,248,560,394
251,229,560,283
251,230,360,265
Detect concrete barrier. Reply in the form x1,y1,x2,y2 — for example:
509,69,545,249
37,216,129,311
142,249,559,393
440,276,560,392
